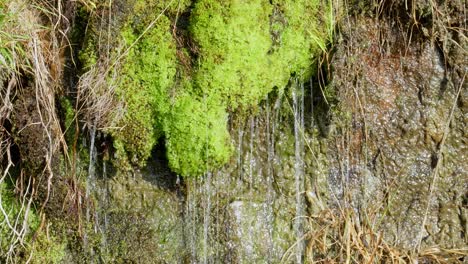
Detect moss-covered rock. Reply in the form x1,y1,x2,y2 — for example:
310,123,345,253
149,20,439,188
190,0,274,108
82,0,333,176
165,0,332,176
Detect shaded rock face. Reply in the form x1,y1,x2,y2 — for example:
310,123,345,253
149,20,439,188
329,16,467,249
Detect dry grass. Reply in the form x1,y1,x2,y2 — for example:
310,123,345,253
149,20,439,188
302,201,466,263
280,191,467,264
0,0,73,262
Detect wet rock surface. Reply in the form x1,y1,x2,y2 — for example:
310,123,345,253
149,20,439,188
329,16,467,249
102,172,185,263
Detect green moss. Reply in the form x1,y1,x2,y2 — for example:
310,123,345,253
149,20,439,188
190,0,333,109
83,0,333,177
162,0,332,176
29,232,67,264
78,39,98,70
190,0,274,108
0,182,65,263
60,98,77,146
164,89,232,176
112,14,177,168
270,0,332,80
133,0,192,17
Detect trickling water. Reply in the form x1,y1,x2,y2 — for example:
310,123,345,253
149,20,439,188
188,180,198,262
93,76,319,263
203,172,211,264
85,127,111,262
265,95,275,263
238,125,244,181
249,116,255,191
293,79,305,263
85,125,97,262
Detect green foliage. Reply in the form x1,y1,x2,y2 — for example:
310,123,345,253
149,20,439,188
164,90,232,176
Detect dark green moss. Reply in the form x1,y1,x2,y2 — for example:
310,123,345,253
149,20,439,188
60,98,76,146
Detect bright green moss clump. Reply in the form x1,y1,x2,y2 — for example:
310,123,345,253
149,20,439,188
190,0,333,109
113,14,176,168
271,0,331,81
190,0,274,108
88,0,333,176
164,90,232,176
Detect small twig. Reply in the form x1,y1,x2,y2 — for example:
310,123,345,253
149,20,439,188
416,73,465,252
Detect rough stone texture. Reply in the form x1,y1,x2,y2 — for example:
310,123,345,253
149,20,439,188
329,15,467,249
103,171,185,263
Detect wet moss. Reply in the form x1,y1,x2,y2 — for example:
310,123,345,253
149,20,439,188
112,8,177,168
165,0,333,176
164,89,232,176
82,0,334,177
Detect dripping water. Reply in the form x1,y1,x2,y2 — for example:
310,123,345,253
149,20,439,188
293,79,305,263
265,95,275,263
203,172,212,264
84,123,97,262
249,116,255,191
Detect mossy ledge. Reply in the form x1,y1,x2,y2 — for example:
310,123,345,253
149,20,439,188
81,0,333,177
